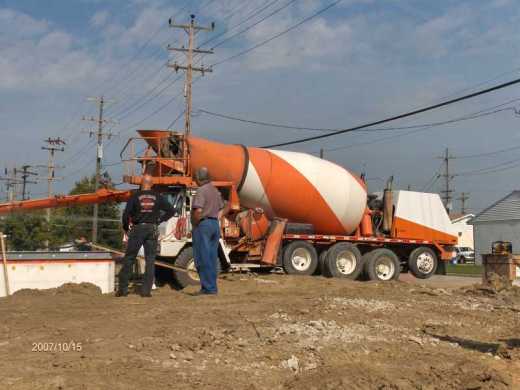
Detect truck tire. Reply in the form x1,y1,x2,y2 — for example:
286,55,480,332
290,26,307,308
408,247,438,279
357,251,373,281
324,243,363,279
282,241,318,275
172,246,200,289
318,249,330,276
365,248,400,281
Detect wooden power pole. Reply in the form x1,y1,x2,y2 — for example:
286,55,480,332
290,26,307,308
457,192,470,214
168,15,214,136
14,165,38,200
83,96,115,243
437,148,456,213
41,137,66,222
0,168,23,201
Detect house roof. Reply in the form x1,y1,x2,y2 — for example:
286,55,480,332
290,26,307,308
469,191,520,224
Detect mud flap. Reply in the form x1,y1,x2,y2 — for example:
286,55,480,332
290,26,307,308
261,219,287,265
436,261,447,275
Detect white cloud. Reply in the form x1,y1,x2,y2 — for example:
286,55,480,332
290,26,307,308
0,8,100,91
90,10,110,28
244,17,353,70
0,8,49,39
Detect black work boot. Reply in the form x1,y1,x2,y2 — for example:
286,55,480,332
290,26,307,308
115,290,128,297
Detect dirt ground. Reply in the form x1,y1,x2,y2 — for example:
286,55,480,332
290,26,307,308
1,273,519,390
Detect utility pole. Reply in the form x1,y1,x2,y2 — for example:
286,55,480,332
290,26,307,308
0,168,22,201
41,137,66,222
14,165,38,200
83,96,115,243
168,15,215,136
457,192,470,214
437,148,456,213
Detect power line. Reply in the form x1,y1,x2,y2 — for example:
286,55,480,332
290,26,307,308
55,0,204,159
199,103,519,135
457,156,520,177
197,109,339,132
14,165,39,201
103,0,215,116
435,66,520,103
209,0,296,50
105,58,170,116
420,162,443,192
212,0,342,67
167,109,186,130
198,0,277,48
322,98,520,152
112,71,181,121
261,76,520,148
115,87,186,136
100,27,166,96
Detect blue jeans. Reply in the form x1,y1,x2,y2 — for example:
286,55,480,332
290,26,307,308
192,219,220,294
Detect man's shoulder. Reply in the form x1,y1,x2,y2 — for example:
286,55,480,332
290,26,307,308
200,183,220,195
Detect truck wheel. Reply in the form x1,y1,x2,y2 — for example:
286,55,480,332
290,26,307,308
282,241,318,275
317,249,329,276
365,248,400,281
172,246,200,289
357,251,373,281
408,247,438,279
324,243,363,279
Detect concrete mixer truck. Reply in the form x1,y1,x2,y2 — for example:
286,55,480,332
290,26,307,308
0,130,457,288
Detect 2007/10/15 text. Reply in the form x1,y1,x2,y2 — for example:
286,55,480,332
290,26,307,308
32,341,82,352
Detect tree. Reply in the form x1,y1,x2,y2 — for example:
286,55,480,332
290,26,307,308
53,174,123,249
0,213,53,251
0,174,123,251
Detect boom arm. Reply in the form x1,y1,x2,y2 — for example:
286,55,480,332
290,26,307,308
0,188,132,214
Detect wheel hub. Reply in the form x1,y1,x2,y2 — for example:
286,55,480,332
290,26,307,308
336,250,356,275
292,248,312,271
375,257,395,281
416,252,434,274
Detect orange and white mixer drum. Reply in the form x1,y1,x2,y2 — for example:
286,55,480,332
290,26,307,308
188,136,367,235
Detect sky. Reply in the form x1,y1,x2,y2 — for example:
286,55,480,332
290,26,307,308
1,0,520,214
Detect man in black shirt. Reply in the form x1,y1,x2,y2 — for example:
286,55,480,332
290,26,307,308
117,174,175,297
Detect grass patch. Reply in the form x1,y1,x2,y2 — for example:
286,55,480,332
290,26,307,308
446,263,483,276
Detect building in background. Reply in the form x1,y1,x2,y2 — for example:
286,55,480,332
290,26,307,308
450,214,474,249
469,191,520,265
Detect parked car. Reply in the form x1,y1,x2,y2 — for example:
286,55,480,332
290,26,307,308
453,247,475,264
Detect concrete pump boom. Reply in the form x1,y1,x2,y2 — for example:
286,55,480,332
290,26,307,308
0,188,132,214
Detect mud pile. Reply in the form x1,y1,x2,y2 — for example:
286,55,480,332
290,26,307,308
0,275,518,389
